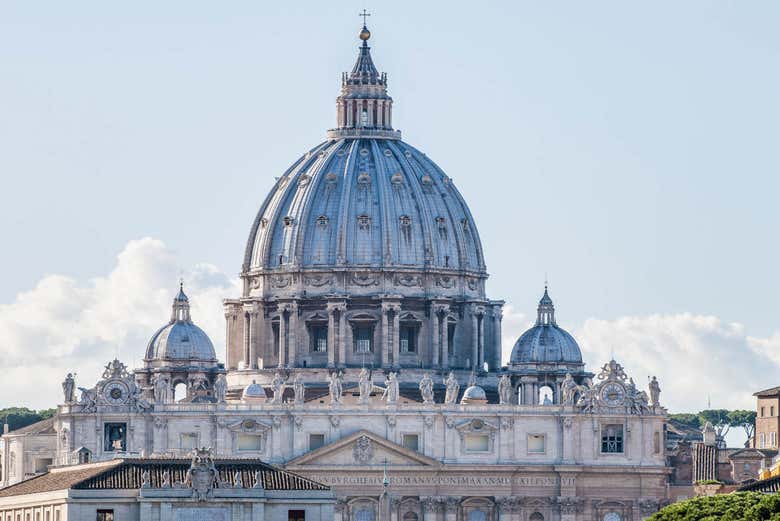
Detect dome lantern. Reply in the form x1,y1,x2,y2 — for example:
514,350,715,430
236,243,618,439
328,22,400,140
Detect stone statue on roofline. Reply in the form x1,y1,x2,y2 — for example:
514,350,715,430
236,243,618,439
444,371,459,405
62,373,76,403
213,374,227,404
498,374,512,405
419,372,434,404
561,373,578,406
153,375,170,404
649,376,661,407
383,372,399,404
358,367,372,404
293,372,305,405
270,372,286,405
328,371,343,405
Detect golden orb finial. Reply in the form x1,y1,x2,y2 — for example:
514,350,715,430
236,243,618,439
358,9,371,41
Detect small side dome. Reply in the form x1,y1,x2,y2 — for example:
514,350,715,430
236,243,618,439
242,380,267,404
510,287,583,365
460,374,488,405
460,385,487,405
145,283,217,363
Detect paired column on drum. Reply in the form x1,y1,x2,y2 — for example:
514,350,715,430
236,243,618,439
470,304,486,371
327,298,348,368
381,296,402,368
431,301,451,369
241,303,262,369
276,300,298,368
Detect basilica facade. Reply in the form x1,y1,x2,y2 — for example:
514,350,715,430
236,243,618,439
0,23,670,521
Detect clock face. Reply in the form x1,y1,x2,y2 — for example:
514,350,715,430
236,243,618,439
104,381,128,405
600,382,626,407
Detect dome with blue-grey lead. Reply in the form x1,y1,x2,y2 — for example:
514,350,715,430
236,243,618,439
224,24,505,376
510,287,583,365
145,283,217,364
242,24,485,278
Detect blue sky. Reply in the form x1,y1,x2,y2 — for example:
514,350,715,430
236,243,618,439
1,2,779,431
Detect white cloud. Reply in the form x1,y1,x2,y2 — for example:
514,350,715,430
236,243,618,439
574,314,780,414
1,238,777,436
0,238,239,410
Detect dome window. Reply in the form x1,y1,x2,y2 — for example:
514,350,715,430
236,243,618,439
357,215,371,230
421,174,433,185
298,174,310,186
325,172,338,183
391,172,403,184
283,216,294,227
259,218,268,229
399,215,411,227
359,148,369,157
404,150,412,158
384,149,392,157
316,215,329,227
357,172,371,184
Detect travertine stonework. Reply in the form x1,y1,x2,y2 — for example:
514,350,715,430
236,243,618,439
0,23,672,521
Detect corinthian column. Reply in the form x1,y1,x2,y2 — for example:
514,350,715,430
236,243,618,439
338,306,347,367
392,308,400,368
288,301,299,368
327,306,336,368
381,307,390,368
431,308,440,368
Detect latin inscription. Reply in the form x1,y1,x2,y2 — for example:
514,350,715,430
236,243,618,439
304,474,559,488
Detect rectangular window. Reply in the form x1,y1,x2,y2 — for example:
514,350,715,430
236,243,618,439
400,325,417,353
96,511,114,521
772,406,775,417
762,406,766,417
288,510,305,521
103,423,127,452
464,434,490,452
760,432,766,448
310,325,328,353
447,323,456,355
354,326,373,353
34,458,52,473
402,434,419,452
772,432,777,447
180,433,198,450
601,424,624,453
309,434,325,451
527,434,546,454
237,434,263,451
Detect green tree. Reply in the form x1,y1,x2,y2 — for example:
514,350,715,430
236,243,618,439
729,410,757,441
699,409,732,445
668,413,702,429
649,492,780,520
0,407,53,432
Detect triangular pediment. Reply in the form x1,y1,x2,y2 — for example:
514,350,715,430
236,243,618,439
285,429,440,468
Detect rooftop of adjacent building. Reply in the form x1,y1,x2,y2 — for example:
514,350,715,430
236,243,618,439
0,457,328,498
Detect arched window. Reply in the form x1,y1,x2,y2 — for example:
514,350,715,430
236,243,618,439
468,511,486,521
603,513,621,521
355,509,374,521
529,514,544,521
173,382,187,402
539,385,554,405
